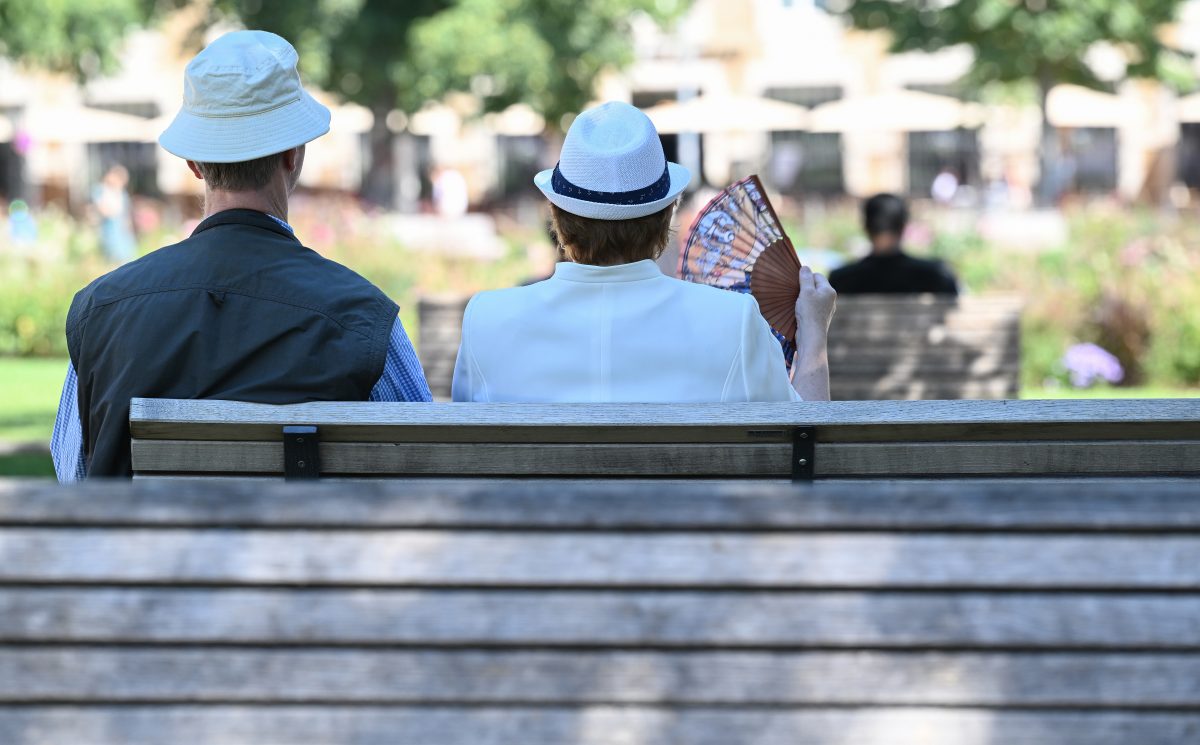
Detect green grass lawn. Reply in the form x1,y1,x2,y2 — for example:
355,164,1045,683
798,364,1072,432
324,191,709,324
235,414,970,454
0,356,65,476
0,357,66,443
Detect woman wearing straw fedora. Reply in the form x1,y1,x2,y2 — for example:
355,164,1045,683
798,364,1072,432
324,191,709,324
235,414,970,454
451,101,835,403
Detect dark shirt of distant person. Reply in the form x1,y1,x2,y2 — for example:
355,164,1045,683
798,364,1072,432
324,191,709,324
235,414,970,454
828,193,958,296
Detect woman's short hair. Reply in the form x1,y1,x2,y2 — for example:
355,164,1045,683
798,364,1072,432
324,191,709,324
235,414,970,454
549,203,675,266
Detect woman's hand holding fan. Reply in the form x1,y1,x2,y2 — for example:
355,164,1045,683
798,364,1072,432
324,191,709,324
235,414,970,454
678,175,805,367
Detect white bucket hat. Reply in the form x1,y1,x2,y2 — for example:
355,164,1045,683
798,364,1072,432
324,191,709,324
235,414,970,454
159,30,331,163
535,101,690,220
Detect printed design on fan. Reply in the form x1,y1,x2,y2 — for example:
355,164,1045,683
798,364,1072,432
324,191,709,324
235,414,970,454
678,175,801,368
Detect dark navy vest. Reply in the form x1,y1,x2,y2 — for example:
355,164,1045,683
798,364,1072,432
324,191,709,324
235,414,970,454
66,209,399,477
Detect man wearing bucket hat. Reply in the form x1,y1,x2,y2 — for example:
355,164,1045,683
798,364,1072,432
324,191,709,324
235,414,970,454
451,101,834,403
52,30,430,480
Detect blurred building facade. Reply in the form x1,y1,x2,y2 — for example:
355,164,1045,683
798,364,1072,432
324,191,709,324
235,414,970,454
5,0,1200,209
615,0,1199,206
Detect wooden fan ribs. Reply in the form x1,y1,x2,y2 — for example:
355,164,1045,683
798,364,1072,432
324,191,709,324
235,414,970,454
750,239,801,342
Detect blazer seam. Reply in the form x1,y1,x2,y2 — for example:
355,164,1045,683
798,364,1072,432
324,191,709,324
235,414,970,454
720,300,750,402
463,296,490,402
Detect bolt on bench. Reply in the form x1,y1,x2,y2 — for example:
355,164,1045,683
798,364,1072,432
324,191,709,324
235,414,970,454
128,398,1200,480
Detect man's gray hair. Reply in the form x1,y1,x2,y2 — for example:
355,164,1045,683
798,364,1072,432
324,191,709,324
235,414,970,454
195,152,285,191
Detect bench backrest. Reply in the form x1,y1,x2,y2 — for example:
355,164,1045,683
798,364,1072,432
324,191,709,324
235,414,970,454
129,398,1200,479
418,294,1023,400
2,477,1197,744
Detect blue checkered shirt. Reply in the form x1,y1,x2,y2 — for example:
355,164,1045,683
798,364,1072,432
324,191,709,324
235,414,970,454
51,215,431,482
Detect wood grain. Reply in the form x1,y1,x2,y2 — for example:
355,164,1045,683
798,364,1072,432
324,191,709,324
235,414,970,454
4,648,1197,705
2,529,1196,587
3,588,1197,647
130,439,1200,477
5,479,1199,529
130,398,1200,432
3,706,1195,745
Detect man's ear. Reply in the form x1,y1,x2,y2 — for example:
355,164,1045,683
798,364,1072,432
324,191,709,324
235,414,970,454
186,161,204,180
281,147,301,173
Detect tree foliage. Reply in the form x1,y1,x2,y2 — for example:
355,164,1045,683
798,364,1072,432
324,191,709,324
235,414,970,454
837,0,1193,92
0,0,143,79
408,0,689,125
218,0,687,122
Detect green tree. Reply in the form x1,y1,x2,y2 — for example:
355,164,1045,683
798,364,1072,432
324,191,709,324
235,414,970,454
217,0,688,204
409,0,689,128
208,0,451,206
0,0,143,78
836,0,1193,200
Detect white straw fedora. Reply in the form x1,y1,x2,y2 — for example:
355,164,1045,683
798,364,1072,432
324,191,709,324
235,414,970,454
159,30,331,163
535,101,690,220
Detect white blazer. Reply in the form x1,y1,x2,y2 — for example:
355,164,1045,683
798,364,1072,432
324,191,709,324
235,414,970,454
451,260,801,403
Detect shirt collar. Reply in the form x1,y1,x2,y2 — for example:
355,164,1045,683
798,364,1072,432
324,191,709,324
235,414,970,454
265,213,295,234
191,209,298,242
551,259,663,283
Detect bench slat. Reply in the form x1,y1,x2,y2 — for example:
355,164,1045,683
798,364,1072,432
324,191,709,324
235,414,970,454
2,529,1196,588
130,439,1200,477
3,588,1197,647
4,648,1197,706
3,707,1194,745
5,479,1198,529
129,398,1200,429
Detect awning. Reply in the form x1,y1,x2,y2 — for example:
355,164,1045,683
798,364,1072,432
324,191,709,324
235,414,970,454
1175,92,1200,123
329,103,374,135
19,104,156,144
1045,85,1129,128
484,103,546,136
641,94,809,133
408,103,460,136
809,90,982,133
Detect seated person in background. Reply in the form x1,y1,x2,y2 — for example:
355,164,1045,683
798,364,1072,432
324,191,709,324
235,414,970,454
452,102,836,403
829,193,959,296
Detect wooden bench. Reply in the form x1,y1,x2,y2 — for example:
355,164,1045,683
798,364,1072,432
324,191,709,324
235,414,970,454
129,398,1200,479
417,294,1023,400
1,477,1198,744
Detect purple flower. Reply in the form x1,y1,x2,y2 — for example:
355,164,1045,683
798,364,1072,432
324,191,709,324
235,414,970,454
1062,343,1124,388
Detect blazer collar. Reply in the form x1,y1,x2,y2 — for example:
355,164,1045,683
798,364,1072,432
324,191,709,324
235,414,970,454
552,259,663,283
191,209,299,243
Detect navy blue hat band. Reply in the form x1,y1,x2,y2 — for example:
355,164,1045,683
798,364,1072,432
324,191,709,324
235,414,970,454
551,162,671,206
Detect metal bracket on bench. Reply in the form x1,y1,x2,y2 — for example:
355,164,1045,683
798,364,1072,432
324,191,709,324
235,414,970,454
791,426,815,482
283,426,320,480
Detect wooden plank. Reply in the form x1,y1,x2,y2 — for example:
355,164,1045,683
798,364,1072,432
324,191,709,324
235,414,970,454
830,356,1020,373
4,648,1197,705
130,439,1200,477
827,369,1019,382
132,441,785,476
5,479,1200,529
1,529,1196,587
130,419,1200,444
828,316,1020,333
129,399,1200,441
831,382,1018,401
128,419,1197,444
3,588,1197,647
2,707,1194,745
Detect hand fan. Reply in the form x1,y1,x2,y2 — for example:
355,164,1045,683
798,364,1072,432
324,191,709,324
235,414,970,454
678,175,801,366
